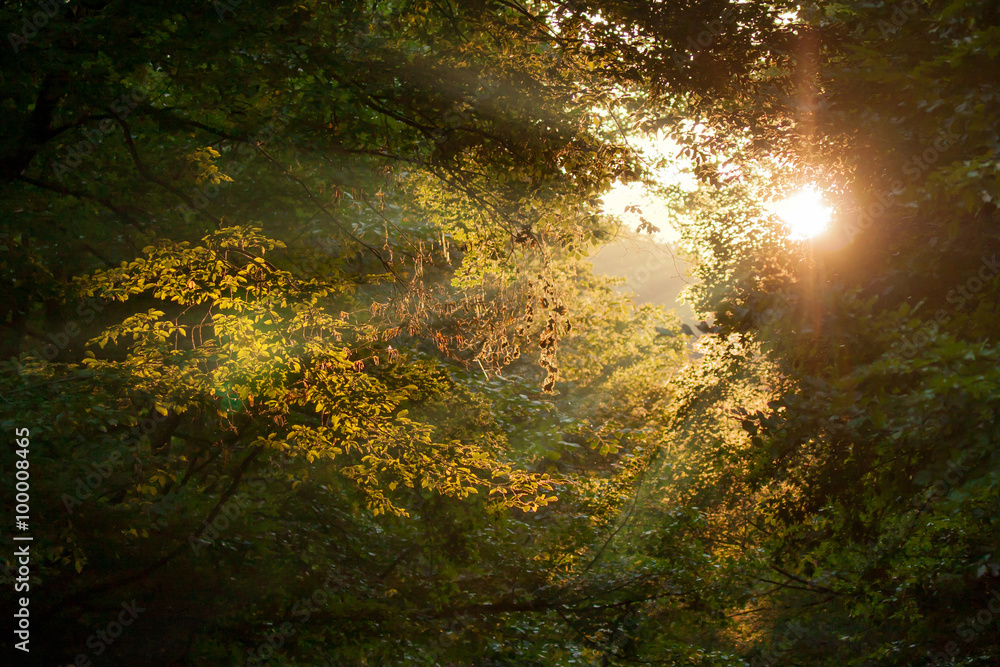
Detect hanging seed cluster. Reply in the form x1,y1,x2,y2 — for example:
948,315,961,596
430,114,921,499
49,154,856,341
388,278,531,370
530,275,570,393
358,223,574,391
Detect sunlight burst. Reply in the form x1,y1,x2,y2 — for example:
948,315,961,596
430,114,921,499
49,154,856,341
768,187,832,240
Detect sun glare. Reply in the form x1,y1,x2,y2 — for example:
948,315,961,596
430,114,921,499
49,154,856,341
769,187,832,240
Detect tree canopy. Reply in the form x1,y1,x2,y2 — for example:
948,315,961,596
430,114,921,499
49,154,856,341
2,0,999,665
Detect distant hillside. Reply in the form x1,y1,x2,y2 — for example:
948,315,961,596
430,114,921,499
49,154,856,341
588,234,698,325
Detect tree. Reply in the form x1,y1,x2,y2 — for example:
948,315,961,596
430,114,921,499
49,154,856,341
0,2,688,664
633,1,1000,664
